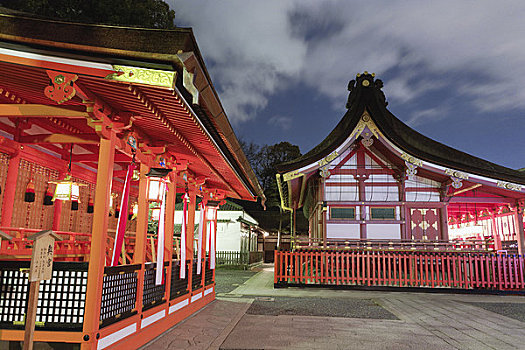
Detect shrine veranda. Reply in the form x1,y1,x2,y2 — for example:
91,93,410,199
0,13,264,349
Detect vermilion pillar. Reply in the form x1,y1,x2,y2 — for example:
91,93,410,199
186,186,197,291
82,133,115,349
163,176,176,301
133,163,150,323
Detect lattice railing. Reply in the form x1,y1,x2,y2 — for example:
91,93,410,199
0,261,88,330
142,262,167,311
100,264,139,328
170,260,189,300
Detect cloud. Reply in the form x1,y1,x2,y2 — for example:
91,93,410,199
171,0,525,124
172,1,306,123
268,115,293,130
407,106,450,127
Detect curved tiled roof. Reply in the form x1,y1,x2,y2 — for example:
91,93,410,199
278,73,525,185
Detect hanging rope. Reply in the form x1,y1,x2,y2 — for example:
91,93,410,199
110,163,136,266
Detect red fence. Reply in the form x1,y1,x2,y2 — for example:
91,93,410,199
274,250,525,291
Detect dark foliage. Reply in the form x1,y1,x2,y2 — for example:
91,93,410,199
1,0,175,28
237,140,307,233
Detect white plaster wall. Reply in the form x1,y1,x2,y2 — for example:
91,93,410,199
325,185,358,201
174,209,258,252
405,192,441,202
365,186,399,201
326,224,360,239
216,221,241,251
367,224,401,239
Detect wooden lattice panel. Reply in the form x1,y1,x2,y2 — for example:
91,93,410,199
410,208,440,240
0,152,9,223
12,159,59,230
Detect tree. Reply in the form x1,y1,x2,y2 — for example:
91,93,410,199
1,0,175,28
238,140,305,235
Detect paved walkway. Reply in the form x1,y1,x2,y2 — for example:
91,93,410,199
142,264,525,350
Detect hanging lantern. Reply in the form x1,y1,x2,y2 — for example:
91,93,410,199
151,207,161,221
148,177,167,202
50,174,82,202
87,193,94,213
43,185,54,206
24,177,35,202
146,167,172,202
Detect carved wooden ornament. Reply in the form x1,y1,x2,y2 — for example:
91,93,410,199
44,70,78,104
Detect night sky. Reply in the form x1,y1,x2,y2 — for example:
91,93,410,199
171,1,525,169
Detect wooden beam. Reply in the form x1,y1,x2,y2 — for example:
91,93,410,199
0,104,88,118
18,133,99,144
75,153,130,163
448,196,514,204
451,183,482,196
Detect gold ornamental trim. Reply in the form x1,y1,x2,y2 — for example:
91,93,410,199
497,181,523,192
318,150,339,167
283,170,304,182
401,152,423,167
445,168,469,180
349,110,381,141
107,65,176,88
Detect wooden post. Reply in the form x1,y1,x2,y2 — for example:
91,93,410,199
23,280,40,350
356,146,367,240
398,177,408,240
132,163,149,325
134,164,149,264
490,212,503,251
163,176,176,301
514,207,525,256
440,204,449,241
81,134,115,349
1,150,21,227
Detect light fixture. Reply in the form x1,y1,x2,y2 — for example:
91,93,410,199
146,167,172,202
151,207,161,221
50,144,86,202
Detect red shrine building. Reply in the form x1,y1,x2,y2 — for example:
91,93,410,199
275,72,525,291
0,12,263,349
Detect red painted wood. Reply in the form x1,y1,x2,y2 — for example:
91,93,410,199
274,250,525,291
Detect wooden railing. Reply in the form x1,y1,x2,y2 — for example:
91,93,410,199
0,226,91,261
216,251,263,266
292,237,496,252
274,250,525,291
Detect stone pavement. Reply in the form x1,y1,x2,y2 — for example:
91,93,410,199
142,264,525,350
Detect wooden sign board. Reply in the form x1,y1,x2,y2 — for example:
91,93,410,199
29,234,55,282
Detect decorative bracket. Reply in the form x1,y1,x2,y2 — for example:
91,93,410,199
450,177,463,189
44,70,78,104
